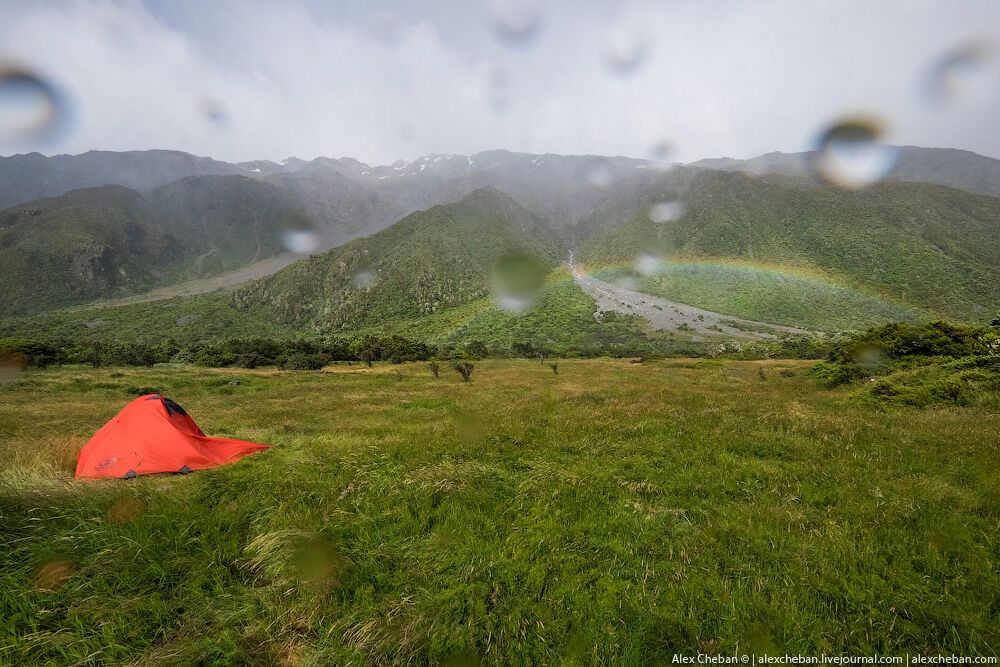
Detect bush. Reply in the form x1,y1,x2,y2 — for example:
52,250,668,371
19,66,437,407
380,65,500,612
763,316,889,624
277,352,329,370
809,360,868,387
234,353,262,369
453,362,474,382
814,321,1000,387
0,338,63,368
194,350,237,368
827,321,997,365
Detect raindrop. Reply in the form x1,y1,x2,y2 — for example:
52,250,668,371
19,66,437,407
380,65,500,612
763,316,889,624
108,496,146,524
486,66,509,114
610,274,639,291
280,215,321,254
923,41,998,109
282,230,321,254
488,0,542,49
0,65,67,148
0,350,26,387
604,29,648,76
452,409,485,443
649,141,671,160
587,160,614,187
351,270,376,289
371,12,400,45
647,140,675,172
635,254,665,276
811,118,897,190
853,346,887,374
198,96,227,125
648,200,686,223
491,249,546,312
34,560,75,592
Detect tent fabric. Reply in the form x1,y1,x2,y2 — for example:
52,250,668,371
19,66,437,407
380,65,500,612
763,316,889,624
75,394,269,479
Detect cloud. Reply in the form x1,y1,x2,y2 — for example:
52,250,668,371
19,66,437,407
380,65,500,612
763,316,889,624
1,0,998,163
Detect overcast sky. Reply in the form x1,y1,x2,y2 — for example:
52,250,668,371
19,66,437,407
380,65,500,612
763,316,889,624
1,0,999,164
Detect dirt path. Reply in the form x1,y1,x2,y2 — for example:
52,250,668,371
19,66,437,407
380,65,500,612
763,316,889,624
570,258,809,340
76,252,306,309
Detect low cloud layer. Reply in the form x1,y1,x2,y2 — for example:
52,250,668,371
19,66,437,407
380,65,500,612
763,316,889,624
2,0,999,164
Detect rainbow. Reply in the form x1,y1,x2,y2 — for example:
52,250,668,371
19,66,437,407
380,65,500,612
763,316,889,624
566,254,930,329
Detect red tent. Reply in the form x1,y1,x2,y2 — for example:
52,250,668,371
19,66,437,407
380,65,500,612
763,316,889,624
76,394,269,479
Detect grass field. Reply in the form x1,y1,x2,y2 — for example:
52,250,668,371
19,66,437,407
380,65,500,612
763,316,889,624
1,360,998,664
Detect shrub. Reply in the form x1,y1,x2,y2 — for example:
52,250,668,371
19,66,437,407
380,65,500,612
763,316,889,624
453,362,474,382
234,353,261,369
809,360,867,387
827,321,995,365
428,361,440,378
194,350,237,368
349,335,382,367
0,338,63,368
277,352,329,371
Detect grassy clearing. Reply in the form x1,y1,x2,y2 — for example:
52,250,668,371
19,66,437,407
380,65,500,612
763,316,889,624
1,360,998,664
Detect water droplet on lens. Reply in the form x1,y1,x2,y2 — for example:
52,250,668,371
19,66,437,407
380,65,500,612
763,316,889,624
647,140,675,171
281,215,321,254
34,560,75,592
489,0,542,49
108,496,146,524
351,270,376,289
371,12,400,45
452,409,485,443
605,29,648,76
0,65,67,147
198,96,227,125
649,140,671,160
491,249,546,312
587,160,614,187
923,41,998,108
812,118,897,190
853,346,887,373
486,66,509,114
0,350,26,386
282,230,320,254
635,254,665,276
611,274,639,290
648,200,686,223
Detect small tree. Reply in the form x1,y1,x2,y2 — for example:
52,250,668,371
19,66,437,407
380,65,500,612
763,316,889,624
428,361,440,378
549,362,558,375
453,361,474,383
89,342,103,368
349,335,382,368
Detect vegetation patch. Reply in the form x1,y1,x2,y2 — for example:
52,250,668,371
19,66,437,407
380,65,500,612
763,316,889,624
810,320,1000,407
1,359,997,662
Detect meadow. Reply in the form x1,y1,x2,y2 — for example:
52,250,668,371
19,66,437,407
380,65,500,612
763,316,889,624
1,359,998,664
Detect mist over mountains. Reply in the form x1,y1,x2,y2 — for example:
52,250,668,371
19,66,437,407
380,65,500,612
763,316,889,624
1,145,999,329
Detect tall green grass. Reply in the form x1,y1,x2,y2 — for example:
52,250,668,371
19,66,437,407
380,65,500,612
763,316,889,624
1,360,998,663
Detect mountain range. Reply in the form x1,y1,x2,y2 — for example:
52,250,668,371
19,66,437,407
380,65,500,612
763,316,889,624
692,145,1000,198
1,145,998,336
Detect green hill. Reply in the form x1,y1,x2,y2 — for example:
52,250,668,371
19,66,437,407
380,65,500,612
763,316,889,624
0,177,312,316
575,170,1000,328
233,188,565,333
